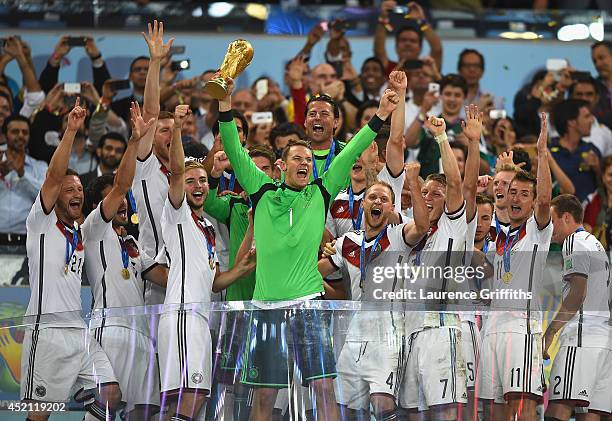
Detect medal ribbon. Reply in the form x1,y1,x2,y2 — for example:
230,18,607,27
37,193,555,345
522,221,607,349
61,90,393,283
502,222,525,273
348,186,363,231
359,227,387,290
119,237,130,273
191,211,215,264
160,163,171,180
312,141,335,180
219,172,236,192
61,222,78,272
415,224,438,266
127,189,137,214
575,227,584,233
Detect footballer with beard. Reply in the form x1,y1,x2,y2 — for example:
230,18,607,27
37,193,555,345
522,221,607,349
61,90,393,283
156,105,256,421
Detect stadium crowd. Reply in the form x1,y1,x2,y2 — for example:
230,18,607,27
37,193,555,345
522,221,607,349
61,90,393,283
0,1,611,421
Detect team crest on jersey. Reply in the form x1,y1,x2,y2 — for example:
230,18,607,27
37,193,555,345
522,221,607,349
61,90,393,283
564,258,573,270
191,372,204,384
35,385,46,397
248,367,259,380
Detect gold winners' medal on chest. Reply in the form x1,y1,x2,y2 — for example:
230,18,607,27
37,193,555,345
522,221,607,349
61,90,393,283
209,257,215,270
64,264,69,274
131,213,139,224
502,272,513,283
122,268,130,280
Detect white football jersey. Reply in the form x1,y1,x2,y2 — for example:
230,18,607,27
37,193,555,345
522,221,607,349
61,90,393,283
326,165,404,239
329,223,414,340
404,202,468,334
25,194,85,329
82,206,158,336
559,229,612,349
486,215,553,335
160,197,218,309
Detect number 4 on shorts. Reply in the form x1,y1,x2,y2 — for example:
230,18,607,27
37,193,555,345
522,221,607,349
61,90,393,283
386,372,394,389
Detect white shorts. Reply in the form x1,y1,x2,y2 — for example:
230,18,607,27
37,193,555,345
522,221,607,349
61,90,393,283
20,327,117,403
399,327,467,411
478,332,545,403
273,381,313,414
461,321,481,389
93,325,160,412
549,346,612,414
158,311,212,396
336,338,404,410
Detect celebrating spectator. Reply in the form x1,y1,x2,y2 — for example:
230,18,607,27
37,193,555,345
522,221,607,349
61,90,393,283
457,48,500,111
109,56,150,122
79,132,127,189
550,99,600,201
0,116,47,237
591,40,612,126
583,155,612,250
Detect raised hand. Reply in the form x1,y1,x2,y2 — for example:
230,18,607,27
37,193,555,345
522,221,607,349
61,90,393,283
66,97,87,132
322,239,336,257
537,112,548,154
388,70,407,92
324,80,345,101
377,88,400,120
477,175,493,193
461,104,483,143
407,1,426,20
380,0,397,18
405,162,421,181
173,104,191,127
287,55,308,88
235,248,257,275
306,24,325,47
217,73,235,105
211,150,231,178
129,102,155,141
424,116,446,137
3,36,24,60
50,36,71,66
84,36,101,59
141,20,175,61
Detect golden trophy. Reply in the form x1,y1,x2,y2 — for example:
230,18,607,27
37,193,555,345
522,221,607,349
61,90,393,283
205,39,254,100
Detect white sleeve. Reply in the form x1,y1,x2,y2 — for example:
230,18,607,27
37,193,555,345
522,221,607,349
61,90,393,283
26,193,56,234
329,235,346,271
527,215,554,244
161,196,191,226
19,90,45,118
325,208,337,239
562,235,590,279
140,248,159,273
81,206,112,242
377,165,404,212
134,151,157,182
387,223,414,252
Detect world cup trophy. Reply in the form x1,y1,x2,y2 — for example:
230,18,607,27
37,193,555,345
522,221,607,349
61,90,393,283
205,39,254,100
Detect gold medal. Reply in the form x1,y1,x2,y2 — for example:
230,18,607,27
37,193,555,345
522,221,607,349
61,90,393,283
122,268,130,279
502,272,513,283
64,264,69,274
209,257,215,270
131,213,139,224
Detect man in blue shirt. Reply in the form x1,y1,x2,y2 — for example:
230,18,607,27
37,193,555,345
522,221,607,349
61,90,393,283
550,99,601,202
0,116,47,237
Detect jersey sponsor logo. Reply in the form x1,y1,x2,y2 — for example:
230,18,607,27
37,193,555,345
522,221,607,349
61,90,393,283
191,372,204,384
35,385,46,398
578,389,589,398
564,258,573,270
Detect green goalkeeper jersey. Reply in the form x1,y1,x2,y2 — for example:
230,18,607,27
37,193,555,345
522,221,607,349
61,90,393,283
219,110,384,301
203,185,254,301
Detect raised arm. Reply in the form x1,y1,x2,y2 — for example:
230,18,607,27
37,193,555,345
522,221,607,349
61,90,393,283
535,113,552,228
323,89,398,197
39,99,87,212
203,151,232,222
409,2,443,70
424,116,463,213
168,104,190,208
4,37,41,94
462,104,484,222
217,77,272,195
373,1,395,69
101,102,155,221
402,162,428,245
138,20,174,159
212,249,256,293
386,70,406,176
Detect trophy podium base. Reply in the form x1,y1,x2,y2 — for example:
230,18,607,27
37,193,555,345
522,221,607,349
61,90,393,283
205,78,228,100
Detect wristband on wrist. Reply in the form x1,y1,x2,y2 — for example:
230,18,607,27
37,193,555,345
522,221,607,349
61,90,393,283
434,132,448,144
89,53,102,61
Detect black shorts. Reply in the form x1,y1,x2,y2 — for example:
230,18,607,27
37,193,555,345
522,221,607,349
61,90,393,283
240,306,337,388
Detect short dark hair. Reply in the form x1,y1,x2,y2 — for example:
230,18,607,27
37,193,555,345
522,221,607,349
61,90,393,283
269,123,305,149
568,77,598,97
553,99,590,137
97,132,127,149
65,168,79,177
85,174,115,211
248,145,276,167
425,173,447,187
603,155,612,173
458,49,485,72
158,110,174,121
355,100,379,127
212,110,249,140
450,142,468,160
551,194,584,223
591,40,612,54
0,91,12,107
129,56,150,72
510,148,532,173
440,74,468,96
281,139,311,162
184,142,208,159
510,170,537,197
306,94,340,119
395,25,423,47
365,181,396,204
2,114,30,135
476,193,494,208
360,57,385,74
